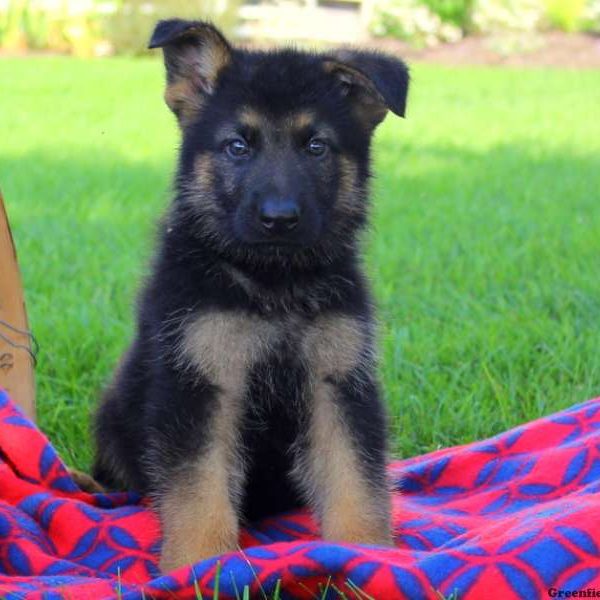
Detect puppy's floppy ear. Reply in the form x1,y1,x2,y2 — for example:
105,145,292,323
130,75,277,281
324,50,409,127
148,19,232,124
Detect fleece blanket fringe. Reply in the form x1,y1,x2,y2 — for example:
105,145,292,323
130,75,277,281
1,388,600,599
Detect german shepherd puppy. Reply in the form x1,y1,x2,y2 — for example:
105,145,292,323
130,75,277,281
93,19,409,572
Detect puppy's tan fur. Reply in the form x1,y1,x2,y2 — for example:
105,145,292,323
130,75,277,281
159,311,389,567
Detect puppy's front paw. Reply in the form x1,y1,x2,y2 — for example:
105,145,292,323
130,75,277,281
159,530,238,572
321,498,394,548
159,487,240,572
324,522,394,547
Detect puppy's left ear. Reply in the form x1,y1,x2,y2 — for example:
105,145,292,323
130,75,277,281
324,50,410,127
148,19,232,125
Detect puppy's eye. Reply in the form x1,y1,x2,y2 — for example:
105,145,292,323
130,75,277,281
306,138,328,157
226,138,250,158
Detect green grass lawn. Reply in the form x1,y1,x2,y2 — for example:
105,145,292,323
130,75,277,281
1,57,599,471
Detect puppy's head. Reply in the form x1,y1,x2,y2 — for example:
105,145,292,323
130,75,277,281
150,19,409,268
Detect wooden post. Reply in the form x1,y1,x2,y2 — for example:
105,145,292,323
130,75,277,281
0,190,36,420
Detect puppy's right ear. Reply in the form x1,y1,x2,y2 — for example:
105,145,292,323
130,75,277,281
148,19,232,125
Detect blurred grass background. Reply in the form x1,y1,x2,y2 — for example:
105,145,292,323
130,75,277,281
1,57,598,468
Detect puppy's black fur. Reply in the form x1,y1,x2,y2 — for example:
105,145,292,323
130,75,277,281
93,19,409,571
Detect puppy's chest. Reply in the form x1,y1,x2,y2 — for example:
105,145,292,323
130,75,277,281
178,310,368,399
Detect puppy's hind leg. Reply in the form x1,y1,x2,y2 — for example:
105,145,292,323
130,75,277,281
92,338,151,492
68,468,107,494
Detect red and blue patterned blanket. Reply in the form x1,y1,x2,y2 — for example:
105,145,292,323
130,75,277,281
1,387,600,599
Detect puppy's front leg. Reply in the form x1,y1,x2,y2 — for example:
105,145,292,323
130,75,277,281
154,376,245,572
158,438,242,572
157,311,265,571
298,376,393,547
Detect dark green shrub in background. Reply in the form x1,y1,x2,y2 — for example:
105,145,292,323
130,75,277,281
370,0,465,47
421,0,475,30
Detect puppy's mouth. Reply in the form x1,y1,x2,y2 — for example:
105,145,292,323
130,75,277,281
252,239,304,247
235,227,317,251
246,239,308,254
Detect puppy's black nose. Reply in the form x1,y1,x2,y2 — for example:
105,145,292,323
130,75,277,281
259,198,300,232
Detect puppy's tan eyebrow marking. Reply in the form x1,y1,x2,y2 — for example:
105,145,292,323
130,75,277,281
214,109,263,143
238,108,263,129
285,112,339,146
288,110,315,131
